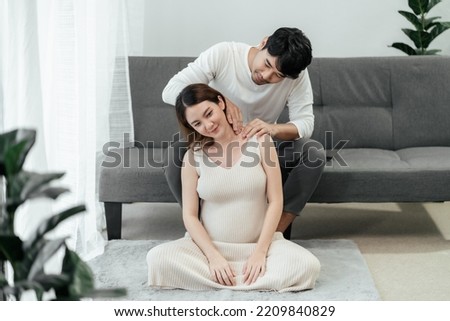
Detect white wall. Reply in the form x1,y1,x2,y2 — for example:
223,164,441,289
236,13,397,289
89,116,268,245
142,0,450,57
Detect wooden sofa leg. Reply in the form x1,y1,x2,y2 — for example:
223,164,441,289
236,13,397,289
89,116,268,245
283,223,292,240
424,202,450,240
104,202,122,240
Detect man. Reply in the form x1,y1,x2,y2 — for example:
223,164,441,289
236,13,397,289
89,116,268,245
162,27,325,236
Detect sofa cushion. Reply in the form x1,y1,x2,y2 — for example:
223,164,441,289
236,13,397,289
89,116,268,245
310,147,450,203
99,146,450,204
99,147,176,203
312,105,393,150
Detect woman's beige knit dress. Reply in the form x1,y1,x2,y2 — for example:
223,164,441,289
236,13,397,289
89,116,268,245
147,138,320,292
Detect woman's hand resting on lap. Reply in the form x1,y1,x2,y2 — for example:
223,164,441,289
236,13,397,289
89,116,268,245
208,253,236,286
243,250,266,285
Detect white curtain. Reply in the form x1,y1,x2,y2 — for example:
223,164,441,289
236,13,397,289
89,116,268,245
0,0,144,259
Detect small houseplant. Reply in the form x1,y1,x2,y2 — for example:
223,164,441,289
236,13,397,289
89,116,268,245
0,129,125,300
390,0,450,55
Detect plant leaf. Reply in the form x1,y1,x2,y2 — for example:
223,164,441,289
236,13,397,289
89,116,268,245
6,171,65,211
28,187,69,200
390,42,418,55
32,273,71,291
408,0,430,15
12,280,46,300
16,205,86,278
55,249,126,300
20,171,65,201
399,10,422,30
83,288,127,299
24,205,86,250
422,49,441,54
27,238,67,280
427,0,442,11
402,28,433,48
4,141,29,178
59,249,95,299
424,16,442,30
0,269,8,287
429,23,450,41
0,129,36,176
0,234,24,262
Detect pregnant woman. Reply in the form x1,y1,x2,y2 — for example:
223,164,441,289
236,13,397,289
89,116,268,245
147,84,320,292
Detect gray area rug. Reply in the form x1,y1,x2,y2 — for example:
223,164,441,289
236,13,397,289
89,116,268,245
88,239,379,301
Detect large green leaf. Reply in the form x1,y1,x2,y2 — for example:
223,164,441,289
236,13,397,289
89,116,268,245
408,0,430,15
24,205,86,250
429,23,450,41
14,272,85,301
28,187,69,200
427,0,442,11
32,273,71,292
0,129,36,176
424,16,442,29
20,172,66,200
0,269,7,287
59,249,95,299
0,234,24,262
390,42,418,55
399,10,422,30
402,28,433,48
27,238,67,280
4,141,29,178
7,171,65,203
5,171,66,223
0,211,7,232
18,237,58,280
54,249,126,300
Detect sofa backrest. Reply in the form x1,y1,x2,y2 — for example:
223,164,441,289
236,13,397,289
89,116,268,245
129,56,450,150
390,56,450,149
306,56,450,150
129,57,195,147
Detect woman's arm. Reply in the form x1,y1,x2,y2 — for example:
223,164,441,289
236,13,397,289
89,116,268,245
181,150,235,286
243,135,283,284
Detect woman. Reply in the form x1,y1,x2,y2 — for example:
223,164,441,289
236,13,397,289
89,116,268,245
147,84,320,292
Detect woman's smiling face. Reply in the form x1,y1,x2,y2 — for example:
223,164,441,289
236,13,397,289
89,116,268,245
185,97,228,138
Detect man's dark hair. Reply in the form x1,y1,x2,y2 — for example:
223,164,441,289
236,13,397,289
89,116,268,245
263,27,312,79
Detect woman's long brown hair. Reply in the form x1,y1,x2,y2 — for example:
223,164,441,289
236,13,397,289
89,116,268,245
175,83,227,150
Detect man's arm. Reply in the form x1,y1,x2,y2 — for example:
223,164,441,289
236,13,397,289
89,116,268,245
285,68,314,140
270,123,299,140
241,69,314,141
162,42,244,133
162,42,226,106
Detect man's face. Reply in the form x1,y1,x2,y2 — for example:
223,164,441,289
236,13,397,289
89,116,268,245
249,49,286,85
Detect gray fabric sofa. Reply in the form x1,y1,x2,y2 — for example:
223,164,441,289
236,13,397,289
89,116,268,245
99,56,450,240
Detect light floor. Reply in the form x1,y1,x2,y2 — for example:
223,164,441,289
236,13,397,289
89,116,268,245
121,202,450,301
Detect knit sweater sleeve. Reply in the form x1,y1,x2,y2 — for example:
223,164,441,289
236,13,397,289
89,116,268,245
286,68,314,139
162,42,229,106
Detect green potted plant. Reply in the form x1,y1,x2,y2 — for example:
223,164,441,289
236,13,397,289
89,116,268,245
390,0,450,55
0,129,125,300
